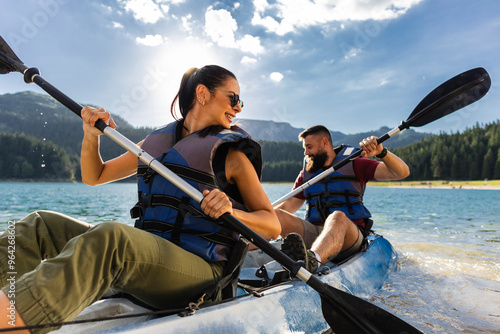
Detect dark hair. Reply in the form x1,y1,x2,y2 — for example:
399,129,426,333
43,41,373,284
299,125,332,145
170,65,237,120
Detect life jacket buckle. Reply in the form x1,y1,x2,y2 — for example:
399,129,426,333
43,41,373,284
134,219,144,229
143,168,156,184
140,193,153,207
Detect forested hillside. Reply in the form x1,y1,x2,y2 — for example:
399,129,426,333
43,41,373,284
392,121,500,180
0,133,75,180
0,92,153,160
1,91,498,182
260,141,303,182
261,121,500,182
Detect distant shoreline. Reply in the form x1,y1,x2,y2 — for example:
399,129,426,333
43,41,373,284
369,180,500,190
3,179,500,190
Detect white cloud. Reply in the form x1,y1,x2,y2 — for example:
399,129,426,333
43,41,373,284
112,21,124,29
251,0,423,35
205,7,238,48
343,47,361,60
118,0,167,24
205,7,265,55
241,56,258,64
253,0,269,13
101,4,113,12
270,72,284,82
182,14,193,32
238,34,264,55
343,68,395,91
136,34,166,46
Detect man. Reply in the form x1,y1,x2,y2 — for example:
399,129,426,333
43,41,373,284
275,125,410,272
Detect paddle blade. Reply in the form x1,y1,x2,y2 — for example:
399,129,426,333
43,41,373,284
0,35,27,74
321,287,422,334
305,274,421,333
406,68,490,128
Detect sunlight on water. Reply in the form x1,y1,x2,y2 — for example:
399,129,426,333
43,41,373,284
1,183,499,333
394,242,500,281
372,252,500,333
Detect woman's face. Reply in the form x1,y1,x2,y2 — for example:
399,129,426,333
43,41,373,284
206,78,242,129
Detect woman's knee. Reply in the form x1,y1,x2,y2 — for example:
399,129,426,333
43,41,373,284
89,222,129,239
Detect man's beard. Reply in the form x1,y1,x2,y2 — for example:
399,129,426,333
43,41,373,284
306,150,328,173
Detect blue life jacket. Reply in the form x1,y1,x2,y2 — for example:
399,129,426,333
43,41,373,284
130,121,262,262
303,145,372,224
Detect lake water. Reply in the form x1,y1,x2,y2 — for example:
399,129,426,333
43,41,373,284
1,182,499,333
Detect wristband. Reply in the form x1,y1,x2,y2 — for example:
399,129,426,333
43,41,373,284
376,147,388,159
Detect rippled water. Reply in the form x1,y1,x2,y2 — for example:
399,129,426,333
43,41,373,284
1,182,499,333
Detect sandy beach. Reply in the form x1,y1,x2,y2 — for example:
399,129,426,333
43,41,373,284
370,180,500,190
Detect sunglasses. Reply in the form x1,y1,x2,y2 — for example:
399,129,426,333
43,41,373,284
215,88,244,108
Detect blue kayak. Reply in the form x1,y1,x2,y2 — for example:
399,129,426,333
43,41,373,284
53,233,398,334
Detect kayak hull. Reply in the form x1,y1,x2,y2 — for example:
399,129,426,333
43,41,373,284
54,234,397,334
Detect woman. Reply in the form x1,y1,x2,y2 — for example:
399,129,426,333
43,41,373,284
0,65,281,333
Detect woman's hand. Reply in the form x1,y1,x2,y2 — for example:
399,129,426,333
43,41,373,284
201,189,233,219
81,106,117,136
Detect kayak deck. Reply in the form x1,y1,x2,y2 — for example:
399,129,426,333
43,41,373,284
53,233,398,334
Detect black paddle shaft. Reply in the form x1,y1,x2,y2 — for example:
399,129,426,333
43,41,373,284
23,67,108,133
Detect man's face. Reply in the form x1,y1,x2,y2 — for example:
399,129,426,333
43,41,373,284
303,135,328,173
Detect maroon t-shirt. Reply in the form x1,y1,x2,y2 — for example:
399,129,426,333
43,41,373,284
293,158,380,225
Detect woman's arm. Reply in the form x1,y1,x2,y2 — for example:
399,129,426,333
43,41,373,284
201,147,281,240
80,106,141,186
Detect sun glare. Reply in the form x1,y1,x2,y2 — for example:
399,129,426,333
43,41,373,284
145,38,225,121
154,38,223,81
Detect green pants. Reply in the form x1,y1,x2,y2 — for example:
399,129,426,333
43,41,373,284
0,211,224,333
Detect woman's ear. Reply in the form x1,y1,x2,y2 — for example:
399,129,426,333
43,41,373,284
196,84,208,105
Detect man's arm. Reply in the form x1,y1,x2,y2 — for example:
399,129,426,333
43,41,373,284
274,196,305,214
359,136,410,181
373,151,410,181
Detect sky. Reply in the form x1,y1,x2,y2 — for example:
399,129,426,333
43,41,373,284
1,0,499,135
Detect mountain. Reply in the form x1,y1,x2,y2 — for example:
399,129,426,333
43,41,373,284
235,119,431,149
0,91,431,154
0,91,153,160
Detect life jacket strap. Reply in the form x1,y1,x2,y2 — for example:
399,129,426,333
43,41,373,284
130,194,206,219
171,196,191,245
306,194,328,222
345,189,355,215
203,236,249,300
320,199,363,208
320,175,358,183
137,163,217,187
323,190,362,198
